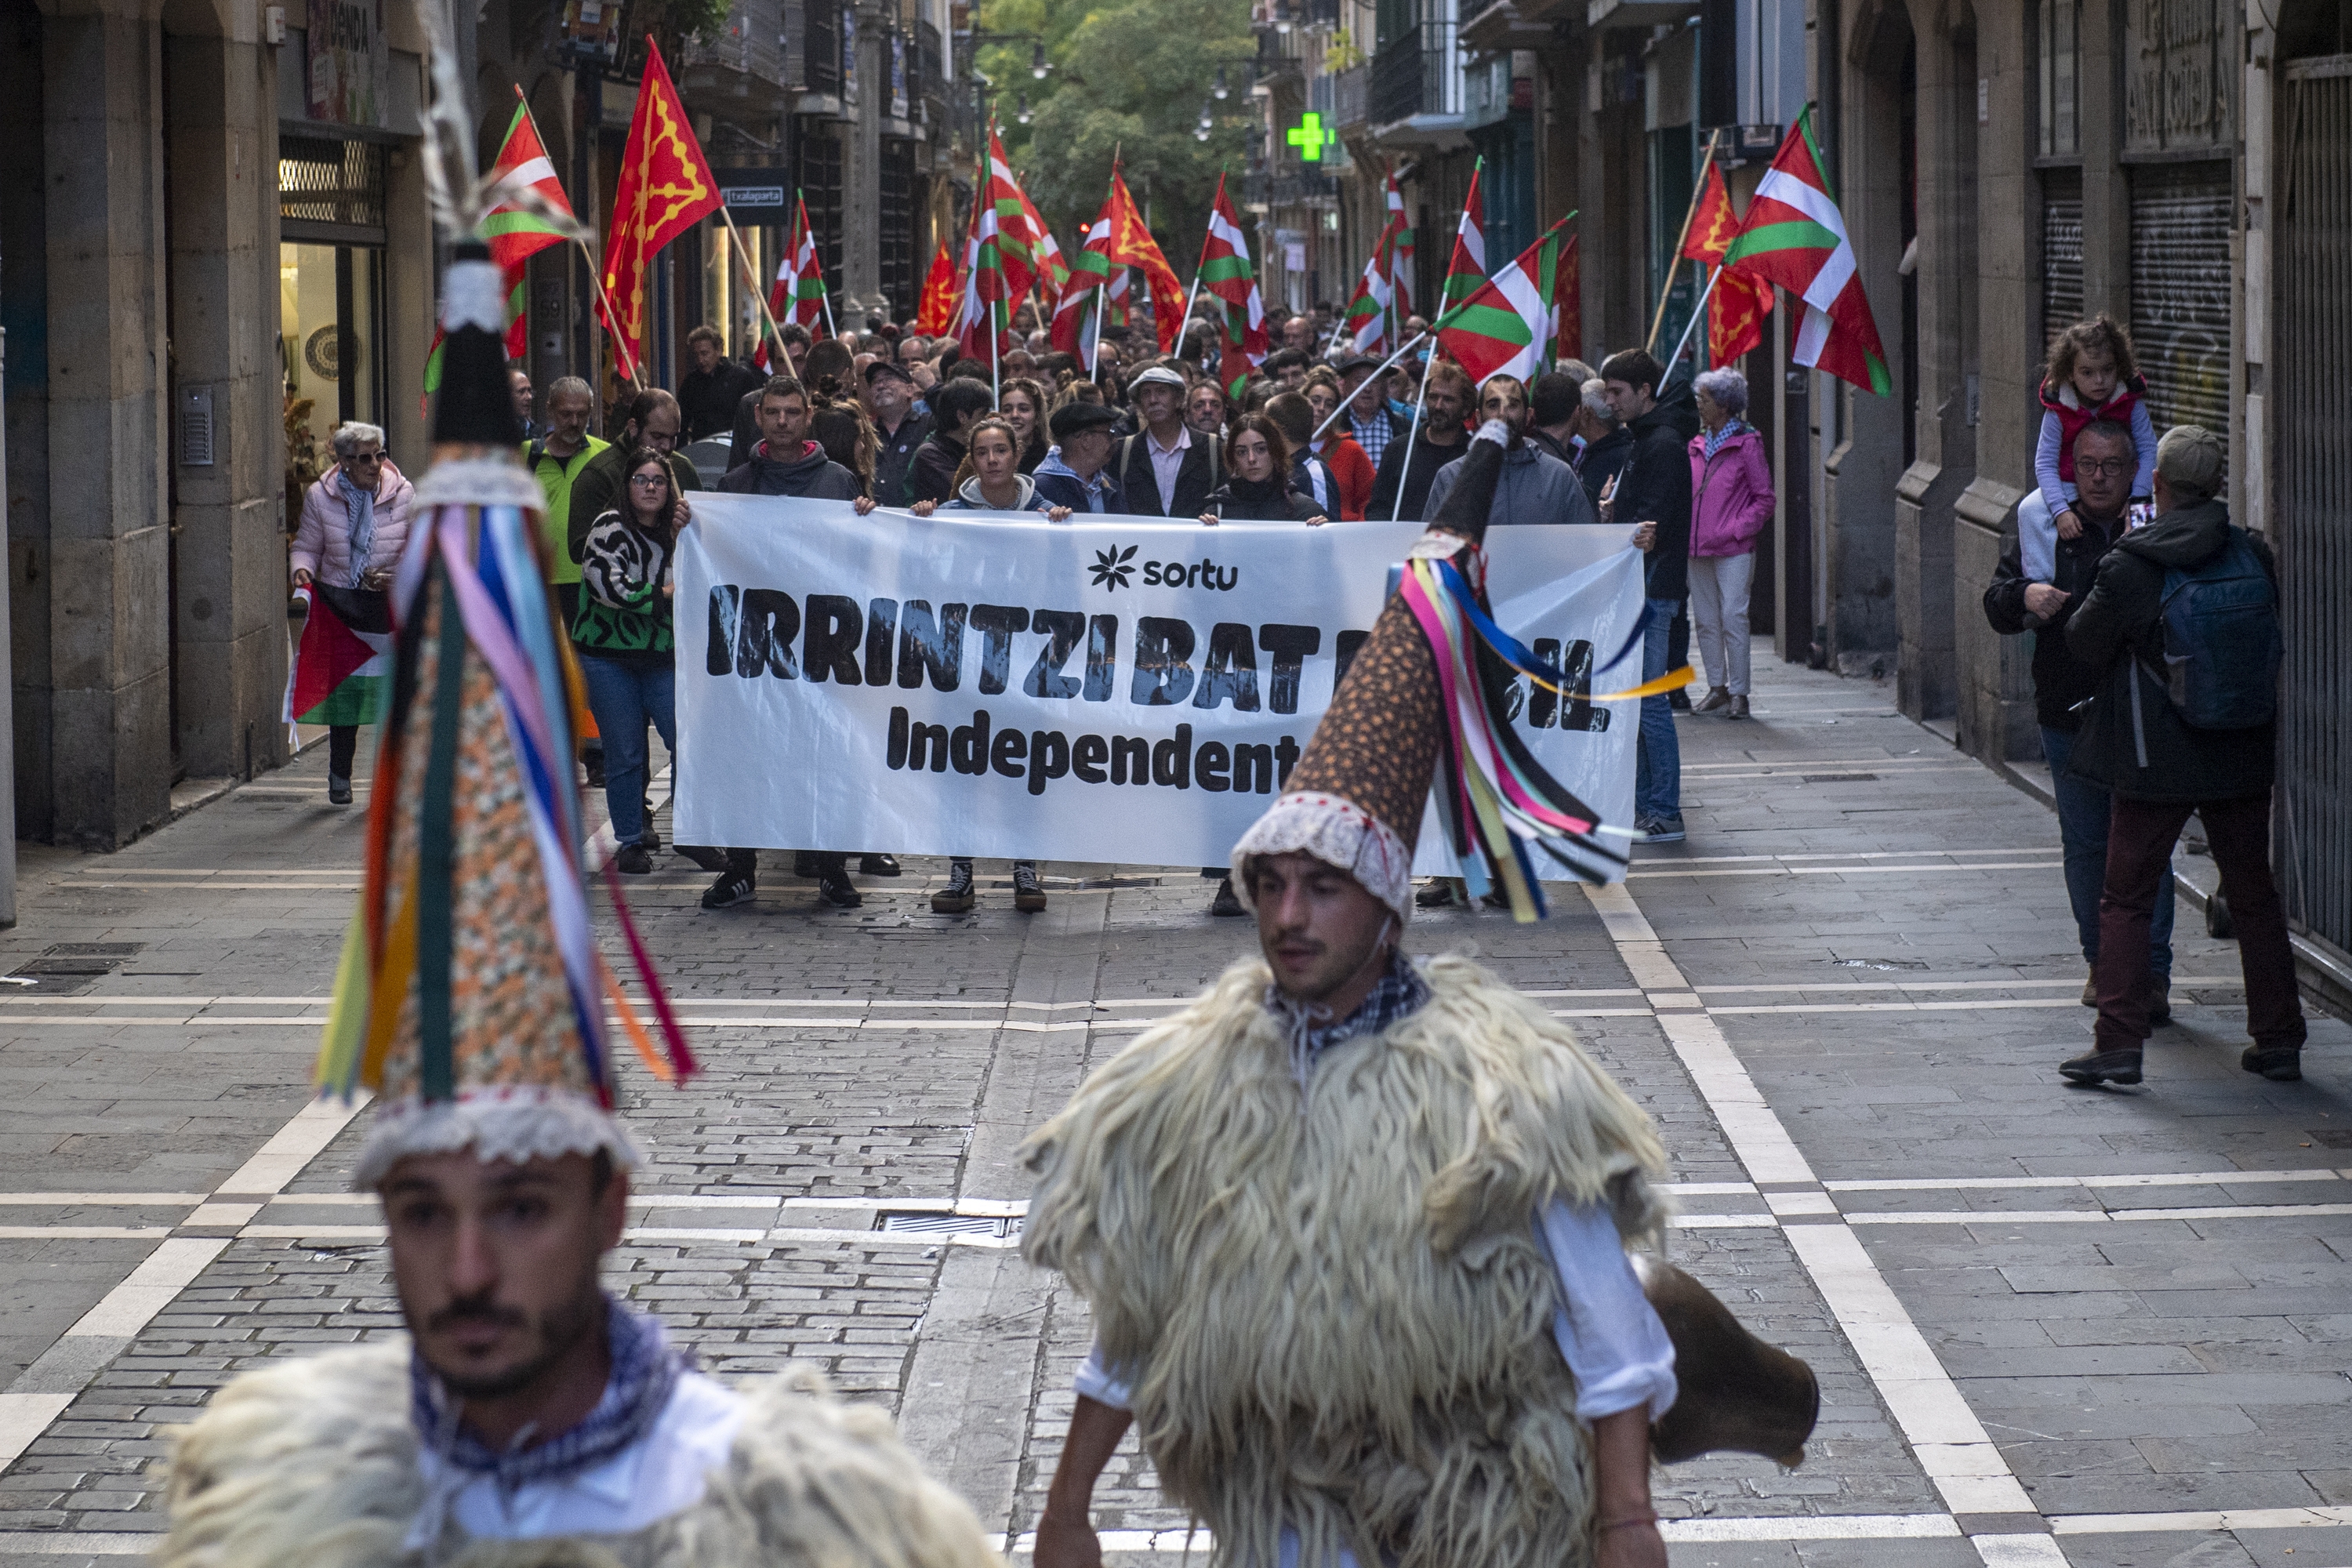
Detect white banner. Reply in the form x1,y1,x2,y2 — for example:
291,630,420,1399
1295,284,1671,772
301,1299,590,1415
673,499,1646,879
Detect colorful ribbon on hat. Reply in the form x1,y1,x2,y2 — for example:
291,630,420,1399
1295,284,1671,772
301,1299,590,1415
1396,556,1632,922
315,498,696,1103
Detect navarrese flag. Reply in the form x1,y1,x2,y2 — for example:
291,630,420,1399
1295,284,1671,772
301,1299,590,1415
1339,221,1397,356
1682,158,1770,366
914,243,958,335
600,39,722,376
1102,164,1186,351
423,91,576,395
1721,107,1889,394
1441,158,1487,318
1196,172,1267,397
1434,214,1577,384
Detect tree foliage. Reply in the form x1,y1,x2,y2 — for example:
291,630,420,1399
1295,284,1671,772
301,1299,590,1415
977,0,1253,282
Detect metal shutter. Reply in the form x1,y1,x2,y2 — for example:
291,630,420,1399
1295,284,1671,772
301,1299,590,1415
2042,168,2083,350
2129,161,2233,433
2276,56,2352,956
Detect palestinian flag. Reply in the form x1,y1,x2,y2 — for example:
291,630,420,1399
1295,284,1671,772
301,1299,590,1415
1433,215,1574,383
1340,221,1397,356
1195,172,1268,397
950,155,1014,361
286,585,392,728
914,244,958,334
1722,107,1889,394
1682,160,1771,366
423,91,578,396
1385,164,1414,325
1440,159,1487,318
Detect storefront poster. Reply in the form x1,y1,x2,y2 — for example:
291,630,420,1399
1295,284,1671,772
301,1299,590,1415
306,0,387,129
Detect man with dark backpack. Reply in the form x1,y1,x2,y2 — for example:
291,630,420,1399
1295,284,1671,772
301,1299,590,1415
2060,425,2303,1086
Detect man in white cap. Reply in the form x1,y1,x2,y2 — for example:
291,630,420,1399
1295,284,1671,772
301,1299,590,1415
1115,362,1223,517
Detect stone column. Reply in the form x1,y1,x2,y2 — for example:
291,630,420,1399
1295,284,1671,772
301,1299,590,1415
40,0,175,848
841,0,886,317
166,19,289,782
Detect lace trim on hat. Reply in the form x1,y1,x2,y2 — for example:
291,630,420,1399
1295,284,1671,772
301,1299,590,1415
412,458,548,512
1229,792,1415,923
351,1084,644,1190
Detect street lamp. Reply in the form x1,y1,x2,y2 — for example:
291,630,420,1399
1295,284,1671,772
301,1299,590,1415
1031,41,1050,78
1017,89,1032,124
1213,65,1229,99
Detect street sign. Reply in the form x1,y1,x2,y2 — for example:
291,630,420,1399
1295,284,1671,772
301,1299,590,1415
716,168,791,217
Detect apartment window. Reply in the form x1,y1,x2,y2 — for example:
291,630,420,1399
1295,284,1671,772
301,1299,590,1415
2037,0,2079,158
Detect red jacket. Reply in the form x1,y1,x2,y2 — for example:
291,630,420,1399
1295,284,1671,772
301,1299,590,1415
1314,435,1376,521
1686,426,1773,558
2038,375,2146,483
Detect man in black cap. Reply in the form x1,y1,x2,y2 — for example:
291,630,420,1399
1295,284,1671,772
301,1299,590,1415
1032,403,1127,514
866,358,933,507
1116,364,1222,518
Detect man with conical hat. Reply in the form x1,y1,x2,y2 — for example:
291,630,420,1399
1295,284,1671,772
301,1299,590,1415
1023,423,1686,1568
156,245,996,1568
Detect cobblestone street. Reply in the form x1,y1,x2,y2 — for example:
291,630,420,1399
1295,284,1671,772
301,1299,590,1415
0,648,2347,1567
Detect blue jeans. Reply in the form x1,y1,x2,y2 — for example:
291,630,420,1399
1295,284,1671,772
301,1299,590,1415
579,655,676,847
1635,597,1682,821
2042,724,2172,978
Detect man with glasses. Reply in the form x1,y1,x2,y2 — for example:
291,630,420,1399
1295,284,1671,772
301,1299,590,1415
566,388,700,568
526,377,609,782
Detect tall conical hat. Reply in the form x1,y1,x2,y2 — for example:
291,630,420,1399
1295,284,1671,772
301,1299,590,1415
314,241,694,1188
1232,418,1625,922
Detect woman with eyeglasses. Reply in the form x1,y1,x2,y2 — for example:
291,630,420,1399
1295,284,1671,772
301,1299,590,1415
573,449,684,874
290,421,413,804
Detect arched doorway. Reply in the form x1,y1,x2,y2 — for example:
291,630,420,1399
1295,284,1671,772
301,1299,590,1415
2273,0,2351,958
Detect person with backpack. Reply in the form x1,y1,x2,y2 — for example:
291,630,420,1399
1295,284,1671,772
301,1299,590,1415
2058,425,2303,1087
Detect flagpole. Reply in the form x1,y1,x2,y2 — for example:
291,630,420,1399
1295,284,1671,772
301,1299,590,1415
1389,339,1439,521
1087,276,1106,381
1646,129,1723,355
1311,331,1425,443
800,190,840,342
1662,264,1727,379
719,205,792,370
1182,172,1224,365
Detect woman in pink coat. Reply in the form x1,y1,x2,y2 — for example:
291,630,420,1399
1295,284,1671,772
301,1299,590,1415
1685,369,1774,720
289,422,413,801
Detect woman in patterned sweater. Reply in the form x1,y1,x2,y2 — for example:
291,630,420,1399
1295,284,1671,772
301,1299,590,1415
574,448,681,874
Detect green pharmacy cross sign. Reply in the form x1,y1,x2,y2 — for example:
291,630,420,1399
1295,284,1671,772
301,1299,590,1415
1287,112,1335,162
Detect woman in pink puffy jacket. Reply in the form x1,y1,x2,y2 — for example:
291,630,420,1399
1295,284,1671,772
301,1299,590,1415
289,422,413,800
1684,368,1775,720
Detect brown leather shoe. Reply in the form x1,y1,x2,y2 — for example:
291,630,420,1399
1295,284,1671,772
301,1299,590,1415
1726,694,1751,720
1693,686,1732,713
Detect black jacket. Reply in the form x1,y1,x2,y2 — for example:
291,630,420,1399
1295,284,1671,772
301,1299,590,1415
874,410,935,507
679,358,763,441
2060,498,2278,804
1116,428,1222,518
905,430,969,506
715,440,863,500
1576,426,1636,512
1981,506,2129,731
1617,401,1695,601
1367,426,1467,522
565,445,702,565
1203,475,1323,522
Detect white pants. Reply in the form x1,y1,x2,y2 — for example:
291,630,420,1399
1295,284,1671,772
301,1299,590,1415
1686,553,1755,696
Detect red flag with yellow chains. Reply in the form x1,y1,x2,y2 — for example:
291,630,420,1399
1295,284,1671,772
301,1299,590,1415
1682,160,1772,366
600,39,722,374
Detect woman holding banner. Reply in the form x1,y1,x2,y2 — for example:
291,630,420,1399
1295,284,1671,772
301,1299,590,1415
1197,416,1328,526
573,449,684,876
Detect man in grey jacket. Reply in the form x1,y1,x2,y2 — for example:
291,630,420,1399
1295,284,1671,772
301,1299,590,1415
1424,374,1597,528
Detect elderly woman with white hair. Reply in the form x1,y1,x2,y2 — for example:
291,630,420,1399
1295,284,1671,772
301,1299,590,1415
1684,368,1775,720
290,420,414,802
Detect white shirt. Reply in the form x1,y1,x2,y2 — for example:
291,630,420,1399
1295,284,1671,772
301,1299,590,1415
1145,423,1192,513
405,1370,746,1548
1075,1199,1675,1421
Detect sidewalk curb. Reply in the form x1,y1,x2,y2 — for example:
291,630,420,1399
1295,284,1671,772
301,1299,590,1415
1938,725,2352,1025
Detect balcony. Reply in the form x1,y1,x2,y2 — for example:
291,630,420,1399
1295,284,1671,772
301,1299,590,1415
802,5,844,104
1368,21,1464,140
678,0,789,111
1256,27,1303,87
1244,169,1340,208
1330,61,1367,129
916,20,949,122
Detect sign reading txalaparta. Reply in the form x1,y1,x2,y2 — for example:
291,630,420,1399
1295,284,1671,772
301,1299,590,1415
673,499,1644,877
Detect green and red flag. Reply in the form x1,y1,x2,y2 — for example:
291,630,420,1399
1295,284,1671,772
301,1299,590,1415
1721,107,1888,394
985,123,1066,303
753,192,830,367
1433,214,1575,383
914,243,958,335
1385,164,1415,325
1682,159,1770,366
423,90,578,396
1050,199,1118,361
1340,220,1398,356
1439,158,1487,318
950,153,1014,361
1193,172,1267,397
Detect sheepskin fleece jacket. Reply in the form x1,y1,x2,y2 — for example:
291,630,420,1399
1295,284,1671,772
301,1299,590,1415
1021,952,1669,1568
158,1341,997,1568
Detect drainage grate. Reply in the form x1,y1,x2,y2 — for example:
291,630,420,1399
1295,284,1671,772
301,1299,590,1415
877,1211,1022,1239
1802,773,1880,783
5,943,143,993
2308,1130,2352,1149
